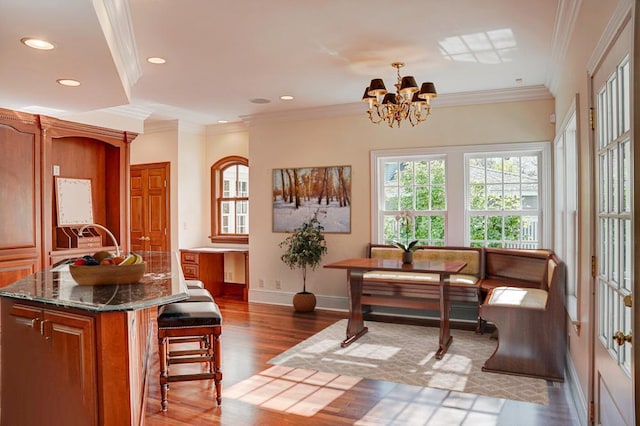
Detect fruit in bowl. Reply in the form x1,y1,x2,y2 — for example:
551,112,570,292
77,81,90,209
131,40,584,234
69,252,146,285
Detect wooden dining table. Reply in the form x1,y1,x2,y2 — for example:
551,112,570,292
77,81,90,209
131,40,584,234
324,257,466,359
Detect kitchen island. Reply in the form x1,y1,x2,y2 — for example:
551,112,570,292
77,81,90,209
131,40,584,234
0,251,188,426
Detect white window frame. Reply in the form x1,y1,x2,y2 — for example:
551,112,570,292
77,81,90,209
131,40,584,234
554,96,580,323
371,142,551,247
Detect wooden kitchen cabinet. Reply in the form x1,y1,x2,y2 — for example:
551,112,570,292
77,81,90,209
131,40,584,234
1,297,155,426
0,107,137,279
2,300,97,425
0,109,41,286
181,249,225,296
180,248,248,299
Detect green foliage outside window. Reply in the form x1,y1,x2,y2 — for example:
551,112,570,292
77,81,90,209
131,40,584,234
382,159,446,245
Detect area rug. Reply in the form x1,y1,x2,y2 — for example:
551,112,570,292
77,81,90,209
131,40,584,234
269,319,549,405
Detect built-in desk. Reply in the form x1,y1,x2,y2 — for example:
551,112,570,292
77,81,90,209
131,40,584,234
180,247,249,300
0,251,188,426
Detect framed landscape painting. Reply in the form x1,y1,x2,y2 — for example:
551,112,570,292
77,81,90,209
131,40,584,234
273,165,351,233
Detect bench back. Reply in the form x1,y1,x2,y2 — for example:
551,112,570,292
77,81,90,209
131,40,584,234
368,244,483,276
484,248,551,289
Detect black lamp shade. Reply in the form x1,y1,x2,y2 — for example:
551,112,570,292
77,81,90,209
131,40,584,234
362,87,376,102
381,93,397,105
368,78,387,96
399,76,419,94
418,82,437,99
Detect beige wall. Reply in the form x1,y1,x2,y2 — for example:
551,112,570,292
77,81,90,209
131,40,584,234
247,98,554,308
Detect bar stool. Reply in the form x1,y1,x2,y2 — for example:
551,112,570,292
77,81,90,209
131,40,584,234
185,279,205,289
157,301,222,411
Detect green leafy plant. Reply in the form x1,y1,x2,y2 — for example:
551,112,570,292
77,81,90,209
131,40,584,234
279,211,328,293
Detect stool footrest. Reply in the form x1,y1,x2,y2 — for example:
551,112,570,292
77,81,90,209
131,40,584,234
167,373,216,382
169,348,210,357
169,356,213,365
168,337,206,344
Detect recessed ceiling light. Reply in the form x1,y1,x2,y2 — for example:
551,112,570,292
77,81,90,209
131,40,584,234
250,98,271,104
280,95,294,101
56,79,81,87
217,120,229,124
21,37,55,50
147,57,166,64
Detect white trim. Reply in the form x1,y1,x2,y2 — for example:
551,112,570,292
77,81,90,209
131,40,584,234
242,86,553,127
92,0,142,100
248,289,349,311
547,0,583,95
586,0,633,75
566,353,589,426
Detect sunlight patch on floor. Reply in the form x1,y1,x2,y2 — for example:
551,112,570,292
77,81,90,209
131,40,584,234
335,342,401,360
223,366,361,417
356,386,505,425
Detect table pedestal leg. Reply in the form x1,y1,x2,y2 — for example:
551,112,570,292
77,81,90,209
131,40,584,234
436,274,452,359
342,270,368,347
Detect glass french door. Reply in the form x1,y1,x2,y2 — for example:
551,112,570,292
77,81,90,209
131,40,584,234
593,17,633,426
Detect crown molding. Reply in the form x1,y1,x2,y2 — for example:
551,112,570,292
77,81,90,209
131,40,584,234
206,121,248,135
92,0,142,100
586,0,633,74
546,0,582,95
144,119,179,134
240,85,553,127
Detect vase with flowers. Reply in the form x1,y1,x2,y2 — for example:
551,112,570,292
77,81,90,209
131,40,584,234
394,210,419,264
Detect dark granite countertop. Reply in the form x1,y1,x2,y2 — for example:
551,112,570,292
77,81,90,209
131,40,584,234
0,251,188,312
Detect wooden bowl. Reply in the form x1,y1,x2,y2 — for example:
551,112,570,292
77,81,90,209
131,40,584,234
69,262,146,286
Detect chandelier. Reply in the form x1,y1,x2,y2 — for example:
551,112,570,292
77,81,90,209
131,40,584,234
362,62,437,128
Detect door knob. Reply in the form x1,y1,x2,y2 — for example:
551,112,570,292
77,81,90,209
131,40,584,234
137,236,146,241
623,294,632,308
613,331,632,346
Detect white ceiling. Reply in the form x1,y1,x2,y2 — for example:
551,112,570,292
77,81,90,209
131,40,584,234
0,0,567,129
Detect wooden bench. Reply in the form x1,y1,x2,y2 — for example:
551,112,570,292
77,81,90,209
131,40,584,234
476,248,551,332
363,245,483,312
479,253,566,381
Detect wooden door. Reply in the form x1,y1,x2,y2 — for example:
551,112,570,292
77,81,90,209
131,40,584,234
592,16,634,426
130,163,170,253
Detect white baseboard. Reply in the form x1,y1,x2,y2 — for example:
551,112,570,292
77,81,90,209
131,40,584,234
248,289,349,311
565,352,588,426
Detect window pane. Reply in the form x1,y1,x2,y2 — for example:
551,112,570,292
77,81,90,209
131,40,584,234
223,166,238,197
384,187,399,210
469,184,485,210
415,186,430,210
431,186,445,210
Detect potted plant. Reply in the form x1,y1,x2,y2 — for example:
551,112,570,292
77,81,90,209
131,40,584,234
394,210,419,264
279,211,328,312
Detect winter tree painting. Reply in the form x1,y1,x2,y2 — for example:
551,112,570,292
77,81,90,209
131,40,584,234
273,165,351,233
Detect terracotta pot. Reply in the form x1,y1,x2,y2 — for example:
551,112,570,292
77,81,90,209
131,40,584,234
402,251,413,264
293,291,316,312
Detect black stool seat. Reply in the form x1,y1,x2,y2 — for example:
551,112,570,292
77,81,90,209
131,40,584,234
158,302,222,328
185,288,215,302
185,279,205,289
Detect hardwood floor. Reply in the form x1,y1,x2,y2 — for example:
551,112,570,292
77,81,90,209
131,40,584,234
145,298,581,425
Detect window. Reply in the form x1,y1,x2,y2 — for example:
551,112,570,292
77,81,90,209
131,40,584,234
211,156,248,243
379,157,447,246
372,143,550,248
466,153,541,248
554,100,579,321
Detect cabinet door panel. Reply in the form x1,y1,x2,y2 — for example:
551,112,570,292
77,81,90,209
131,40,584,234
43,309,97,412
